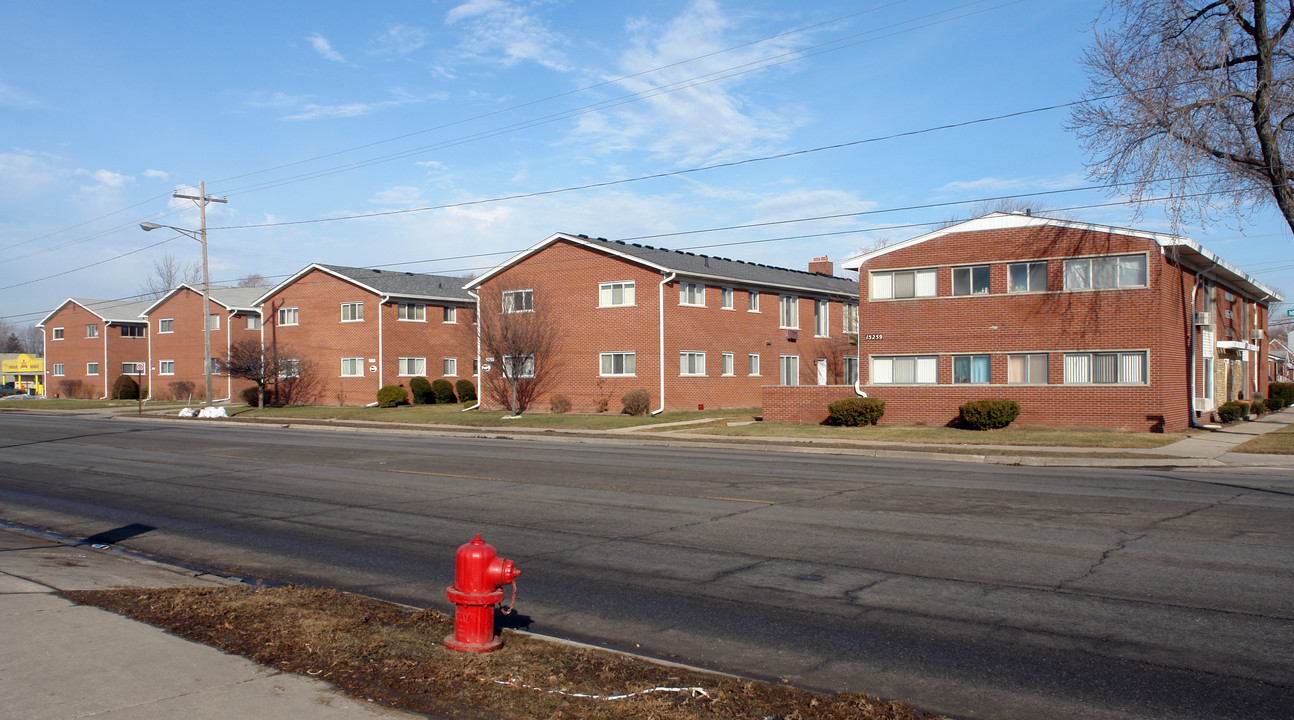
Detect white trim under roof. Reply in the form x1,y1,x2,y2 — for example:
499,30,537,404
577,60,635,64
254,264,470,307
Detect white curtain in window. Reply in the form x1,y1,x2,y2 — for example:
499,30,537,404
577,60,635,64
1008,355,1026,383
916,356,937,383
873,357,893,384
1119,255,1147,286
872,273,893,299
915,269,937,297
1064,260,1090,290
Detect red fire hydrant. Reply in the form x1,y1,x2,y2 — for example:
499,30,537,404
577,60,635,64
444,534,520,652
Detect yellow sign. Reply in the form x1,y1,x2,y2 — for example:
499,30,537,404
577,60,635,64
1,354,43,373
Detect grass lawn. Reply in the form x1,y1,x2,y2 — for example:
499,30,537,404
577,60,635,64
692,422,1191,448
225,403,760,431
1231,422,1294,454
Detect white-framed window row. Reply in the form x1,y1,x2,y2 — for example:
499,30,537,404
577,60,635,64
443,357,458,377
398,303,425,321
953,355,991,384
277,307,299,326
158,318,174,334
680,351,705,376
122,362,145,375
502,289,533,314
952,265,991,296
398,357,426,377
779,295,798,329
871,268,937,300
121,325,145,338
721,352,734,376
51,363,64,376
748,290,759,312
871,355,938,384
600,352,635,377
748,353,760,376
1063,351,1147,385
443,306,457,324
341,357,364,377
52,327,64,340
599,282,635,307
340,302,364,322
1008,353,1049,384
679,281,705,307
159,360,175,376
721,287,734,310
1062,254,1148,291
86,362,99,376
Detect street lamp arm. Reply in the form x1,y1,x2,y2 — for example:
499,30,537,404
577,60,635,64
139,222,200,242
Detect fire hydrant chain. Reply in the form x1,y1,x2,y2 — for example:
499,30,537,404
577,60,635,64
501,579,518,615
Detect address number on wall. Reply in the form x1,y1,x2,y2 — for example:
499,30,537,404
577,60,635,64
864,334,883,340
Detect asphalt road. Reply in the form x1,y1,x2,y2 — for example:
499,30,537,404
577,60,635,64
1,412,1292,720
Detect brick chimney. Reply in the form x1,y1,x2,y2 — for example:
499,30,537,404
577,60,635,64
808,256,833,276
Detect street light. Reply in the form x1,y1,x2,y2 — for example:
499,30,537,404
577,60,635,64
140,180,227,407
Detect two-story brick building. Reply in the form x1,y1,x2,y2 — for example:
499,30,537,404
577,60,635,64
254,264,476,406
38,298,151,399
801,213,1280,432
465,232,859,413
142,284,264,402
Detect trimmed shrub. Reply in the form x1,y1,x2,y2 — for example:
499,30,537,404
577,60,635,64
1217,401,1248,423
1251,395,1267,416
827,397,886,426
455,379,477,404
959,399,1021,431
1266,396,1284,412
621,388,651,416
549,394,571,413
168,380,196,401
240,386,261,407
112,374,139,400
432,378,457,404
376,384,408,408
1269,382,1294,407
409,377,434,405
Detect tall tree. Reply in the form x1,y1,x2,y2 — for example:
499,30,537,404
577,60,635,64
138,253,203,300
1070,0,1294,231
473,285,560,415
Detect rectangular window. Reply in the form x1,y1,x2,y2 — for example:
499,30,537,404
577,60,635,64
398,303,426,321
51,363,64,376
205,314,220,331
599,282,636,307
86,324,98,338
1009,262,1048,293
86,363,99,376
444,357,458,377
159,361,175,375
502,289,533,313
52,327,64,340
814,299,829,336
277,307,299,326
780,296,798,329
442,306,457,324
953,355,991,384
679,282,704,306
843,356,859,386
779,355,799,386
341,358,364,377
952,265,991,295
722,352,734,376
122,362,144,375
748,291,759,312
398,357,426,377
680,351,705,376
245,315,261,330
872,356,938,384
1063,351,1146,384
600,352,636,376
843,304,858,334
340,302,364,322
159,318,174,333
279,359,300,379
871,268,937,299
207,358,221,375
120,325,145,338
1063,254,1148,290
748,354,760,376
1008,354,1049,384
721,287,734,310
502,355,534,378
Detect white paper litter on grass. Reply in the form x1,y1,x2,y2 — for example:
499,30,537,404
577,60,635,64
178,408,196,418
494,678,710,701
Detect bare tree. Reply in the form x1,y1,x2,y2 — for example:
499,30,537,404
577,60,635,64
937,200,1075,229
237,273,271,288
473,286,561,415
139,253,203,300
225,339,319,408
1070,0,1294,232
20,324,42,354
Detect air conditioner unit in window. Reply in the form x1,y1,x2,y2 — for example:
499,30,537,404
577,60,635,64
1193,397,1212,412
1193,312,1211,326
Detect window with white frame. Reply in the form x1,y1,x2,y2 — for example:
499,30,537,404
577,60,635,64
871,268,937,299
51,363,64,376
159,360,175,375
205,314,220,331
207,358,221,375
722,352,734,376
52,327,64,340
398,357,426,376
843,303,858,334
1009,262,1048,293
279,359,300,378
599,282,635,307
121,325,145,338
680,351,705,376
341,358,364,377
1063,351,1146,384
502,355,534,378
444,357,458,376
748,291,759,312
814,299,829,336
952,265,991,296
600,352,635,376
443,306,457,323
953,355,991,384
1008,354,1049,384
1063,254,1148,290
872,355,938,384
679,282,704,306
721,287,734,310
843,356,859,385
340,302,364,322
86,324,98,338
245,315,261,330
122,362,144,375
502,290,533,313
779,296,798,329
748,354,760,376
779,355,799,386
278,307,299,326
86,362,99,376
159,318,174,333
398,303,425,321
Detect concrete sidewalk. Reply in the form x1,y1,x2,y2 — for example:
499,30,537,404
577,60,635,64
0,526,423,720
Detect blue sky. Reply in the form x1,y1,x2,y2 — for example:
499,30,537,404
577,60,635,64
2,0,1291,329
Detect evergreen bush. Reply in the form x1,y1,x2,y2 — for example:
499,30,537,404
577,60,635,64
240,386,261,407
455,379,477,403
1217,400,1248,423
1268,382,1294,407
409,377,434,405
112,374,139,400
432,378,457,404
376,385,408,408
959,399,1021,430
1266,396,1284,412
827,397,886,426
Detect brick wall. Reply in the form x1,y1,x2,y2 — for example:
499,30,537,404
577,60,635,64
42,302,147,399
146,288,259,402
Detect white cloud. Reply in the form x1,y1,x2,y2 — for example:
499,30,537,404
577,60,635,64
446,0,508,24
143,169,169,181
371,186,425,207
0,151,66,195
444,0,569,71
372,24,430,56
79,168,131,189
284,102,378,121
0,82,42,108
307,34,346,63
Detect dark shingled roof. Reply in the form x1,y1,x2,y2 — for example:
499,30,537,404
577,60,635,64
569,234,858,297
317,264,472,301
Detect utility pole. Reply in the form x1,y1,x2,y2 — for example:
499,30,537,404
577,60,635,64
171,181,227,407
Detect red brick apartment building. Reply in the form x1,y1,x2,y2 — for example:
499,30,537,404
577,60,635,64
38,298,151,399
142,284,264,402
464,232,859,413
773,213,1278,432
255,264,475,406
